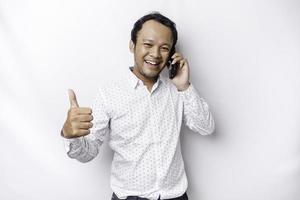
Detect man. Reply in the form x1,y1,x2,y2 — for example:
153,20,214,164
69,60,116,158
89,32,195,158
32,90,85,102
61,12,215,200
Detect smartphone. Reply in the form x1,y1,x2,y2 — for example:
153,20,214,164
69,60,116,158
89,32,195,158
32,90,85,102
167,48,179,79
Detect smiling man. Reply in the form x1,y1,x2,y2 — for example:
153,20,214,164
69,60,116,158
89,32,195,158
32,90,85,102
61,12,215,200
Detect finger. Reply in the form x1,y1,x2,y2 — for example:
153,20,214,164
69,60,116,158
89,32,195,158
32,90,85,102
171,52,183,59
171,55,182,61
171,56,183,65
72,107,92,115
75,122,93,129
68,89,79,108
179,59,185,69
73,115,94,122
73,129,90,137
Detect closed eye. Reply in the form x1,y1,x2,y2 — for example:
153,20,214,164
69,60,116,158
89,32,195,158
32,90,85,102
143,43,152,47
161,47,170,52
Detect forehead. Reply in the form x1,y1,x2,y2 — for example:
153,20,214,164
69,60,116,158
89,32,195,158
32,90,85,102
137,20,173,45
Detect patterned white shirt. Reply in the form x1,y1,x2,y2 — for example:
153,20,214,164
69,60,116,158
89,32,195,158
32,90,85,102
64,67,215,200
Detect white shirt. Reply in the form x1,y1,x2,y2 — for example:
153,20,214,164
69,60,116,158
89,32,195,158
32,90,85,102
64,67,215,200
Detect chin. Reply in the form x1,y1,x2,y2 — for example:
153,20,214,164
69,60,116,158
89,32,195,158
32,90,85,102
143,72,159,79
142,68,161,78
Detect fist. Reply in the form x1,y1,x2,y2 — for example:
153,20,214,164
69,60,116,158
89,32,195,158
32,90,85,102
62,89,93,139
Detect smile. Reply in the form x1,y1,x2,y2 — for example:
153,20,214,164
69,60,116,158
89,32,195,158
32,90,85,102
145,60,160,68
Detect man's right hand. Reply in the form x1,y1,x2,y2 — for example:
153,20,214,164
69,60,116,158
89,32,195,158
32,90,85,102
61,89,93,139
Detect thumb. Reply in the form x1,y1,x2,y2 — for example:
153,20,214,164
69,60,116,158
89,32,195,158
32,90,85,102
68,89,79,108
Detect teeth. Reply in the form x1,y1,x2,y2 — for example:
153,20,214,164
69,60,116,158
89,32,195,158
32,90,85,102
146,60,158,65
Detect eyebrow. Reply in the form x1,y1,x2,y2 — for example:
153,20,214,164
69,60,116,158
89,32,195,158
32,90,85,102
142,39,171,46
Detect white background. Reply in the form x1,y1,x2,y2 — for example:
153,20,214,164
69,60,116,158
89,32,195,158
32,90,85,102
1,0,300,199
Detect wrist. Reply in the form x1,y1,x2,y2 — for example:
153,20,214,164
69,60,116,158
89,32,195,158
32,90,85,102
177,82,190,91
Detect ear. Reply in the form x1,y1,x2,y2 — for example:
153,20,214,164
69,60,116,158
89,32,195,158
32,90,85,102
129,40,135,53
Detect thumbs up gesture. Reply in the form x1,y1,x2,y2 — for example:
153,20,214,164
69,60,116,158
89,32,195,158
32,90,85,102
62,89,93,139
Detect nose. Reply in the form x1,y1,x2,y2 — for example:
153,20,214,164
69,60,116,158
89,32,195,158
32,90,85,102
150,47,162,58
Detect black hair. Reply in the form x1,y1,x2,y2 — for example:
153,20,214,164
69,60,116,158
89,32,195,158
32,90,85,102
131,11,178,53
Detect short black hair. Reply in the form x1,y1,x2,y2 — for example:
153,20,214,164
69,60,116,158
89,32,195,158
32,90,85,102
131,11,178,52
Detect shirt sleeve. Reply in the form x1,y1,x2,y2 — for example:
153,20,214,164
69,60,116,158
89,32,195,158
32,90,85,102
63,89,110,163
179,84,215,135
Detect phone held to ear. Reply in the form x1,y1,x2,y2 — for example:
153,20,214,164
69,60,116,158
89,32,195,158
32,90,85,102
167,58,179,79
167,48,179,79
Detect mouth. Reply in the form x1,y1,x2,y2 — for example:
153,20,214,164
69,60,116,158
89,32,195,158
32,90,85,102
144,60,161,69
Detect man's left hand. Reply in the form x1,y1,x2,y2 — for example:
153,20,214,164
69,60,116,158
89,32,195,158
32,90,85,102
170,52,190,91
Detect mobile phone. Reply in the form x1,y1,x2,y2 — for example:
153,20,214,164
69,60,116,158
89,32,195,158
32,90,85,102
167,48,179,79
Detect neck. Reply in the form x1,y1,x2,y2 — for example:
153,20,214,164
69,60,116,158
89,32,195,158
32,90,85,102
132,66,158,91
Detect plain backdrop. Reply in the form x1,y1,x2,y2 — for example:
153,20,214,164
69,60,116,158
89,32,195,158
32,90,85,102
1,0,300,200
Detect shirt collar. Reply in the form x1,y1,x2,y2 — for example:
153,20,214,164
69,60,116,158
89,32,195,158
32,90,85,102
127,67,166,89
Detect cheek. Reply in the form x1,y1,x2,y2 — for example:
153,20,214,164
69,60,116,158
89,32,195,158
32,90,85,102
140,47,149,56
136,48,148,60
162,53,170,61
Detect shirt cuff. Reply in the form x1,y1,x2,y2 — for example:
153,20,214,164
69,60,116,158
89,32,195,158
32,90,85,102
63,137,83,153
178,83,197,99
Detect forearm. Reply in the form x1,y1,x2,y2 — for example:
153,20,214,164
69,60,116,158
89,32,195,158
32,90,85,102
180,84,215,135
